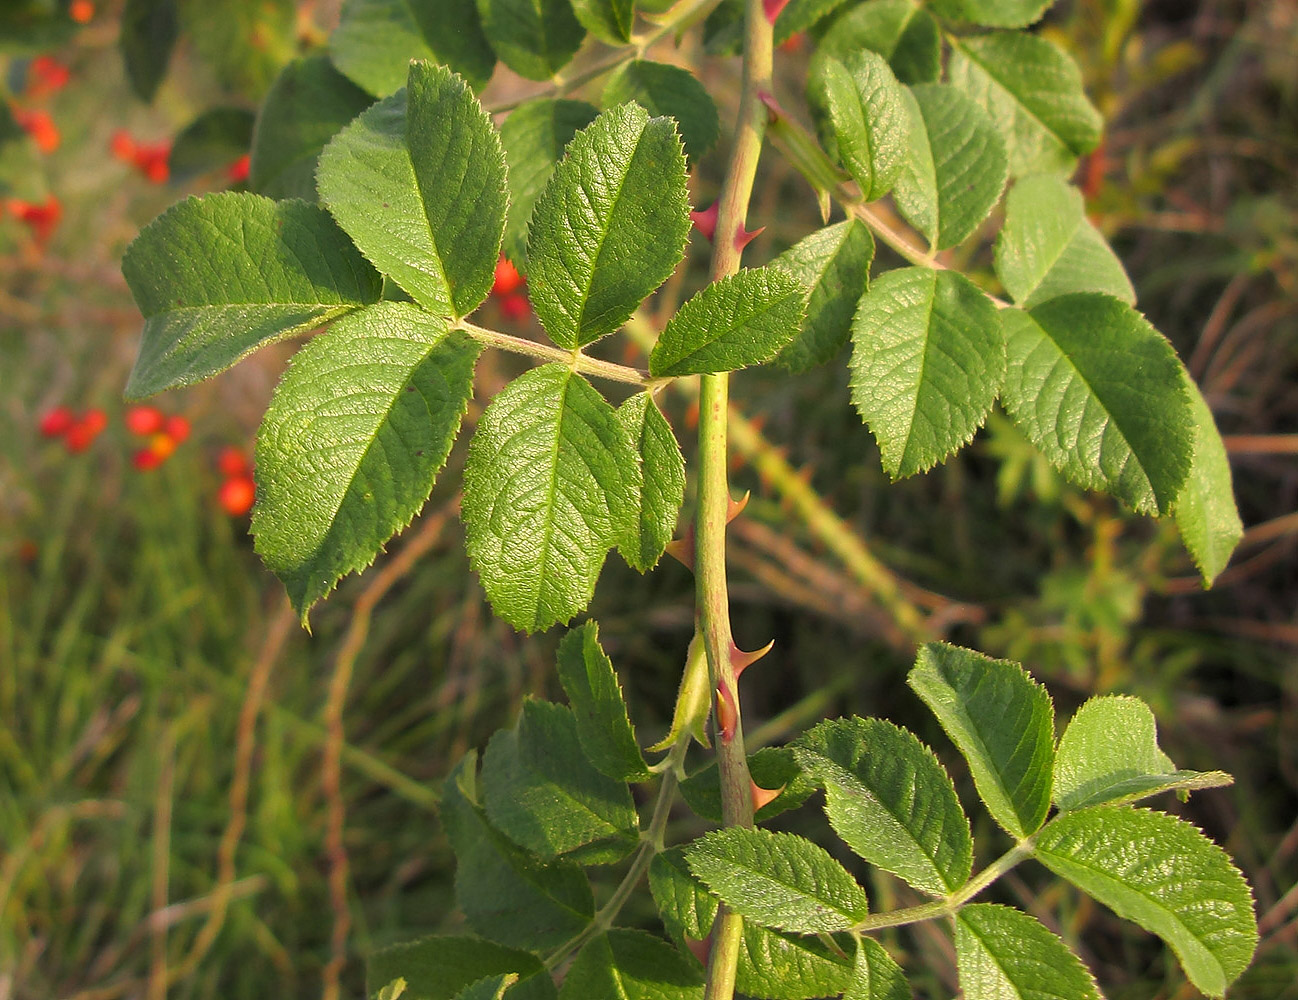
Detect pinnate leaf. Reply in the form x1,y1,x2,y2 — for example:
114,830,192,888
499,99,599,265
850,267,1004,478
331,0,494,96
462,364,641,632
366,935,556,1000
528,104,690,349
250,55,374,202
253,303,478,619
928,0,1053,27
844,937,911,1000
909,643,1054,838
603,60,720,164
123,192,382,398
771,218,874,371
816,0,940,85
1034,807,1258,997
685,827,869,934
995,173,1134,307
1173,381,1243,585
557,621,650,781
442,752,595,951
999,294,1194,515
955,903,1100,1000
809,50,910,201
1054,696,1231,812
892,84,1008,250
475,0,585,81
948,33,1102,177
482,699,639,863
317,62,506,318
649,267,806,377
615,393,686,572
793,716,972,896
558,930,704,999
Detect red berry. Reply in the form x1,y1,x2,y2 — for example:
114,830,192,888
132,447,164,471
63,421,98,453
148,432,177,461
227,153,251,184
500,292,530,321
14,109,60,154
216,445,251,478
28,56,70,97
492,255,524,297
80,408,108,435
110,130,136,162
163,414,190,444
124,404,165,435
39,405,76,437
69,0,94,23
217,476,256,517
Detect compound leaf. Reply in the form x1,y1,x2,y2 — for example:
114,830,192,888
995,173,1134,307
1034,807,1258,998
615,393,686,572
558,930,704,1000
999,294,1194,515
317,62,506,318
603,60,720,164
844,936,911,1000
123,192,382,398
250,55,374,202
366,936,556,1000
528,104,690,349
332,0,494,95
685,827,869,934
850,267,1004,478
482,699,639,863
809,50,910,201
892,84,1008,250
462,364,641,632
909,643,1054,838
793,716,972,897
253,303,477,619
475,0,585,81
955,903,1100,1000
1054,696,1231,812
650,267,806,377
500,98,599,264
948,32,1102,178
1173,380,1243,585
816,0,940,85
557,621,650,781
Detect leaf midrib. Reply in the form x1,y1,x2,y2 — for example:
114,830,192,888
954,37,1067,149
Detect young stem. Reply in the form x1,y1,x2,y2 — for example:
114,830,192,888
456,320,649,385
697,0,774,996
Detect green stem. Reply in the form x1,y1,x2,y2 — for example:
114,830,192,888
456,320,649,385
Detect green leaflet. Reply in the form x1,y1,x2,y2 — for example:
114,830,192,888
168,107,254,184
481,699,640,863
849,267,1005,478
250,55,374,202
452,975,517,1000
1173,379,1243,585
650,849,719,950
955,904,1101,1000
999,294,1194,515
569,0,633,44
844,937,910,1000
994,173,1135,307
909,643,1054,838
684,827,869,935
462,364,642,632
122,192,382,398
603,60,720,164
809,50,910,202
892,84,1008,251
442,752,595,951
253,303,478,620
366,935,556,1000
1053,696,1231,812
556,622,651,781
317,62,506,319
121,0,179,102
475,0,585,81
793,716,972,897
558,930,704,999
650,267,805,377
331,0,494,96
815,0,940,85
771,218,875,371
500,98,599,265
948,32,1103,178
528,104,691,349
927,0,1053,28
615,394,686,572
1034,807,1258,998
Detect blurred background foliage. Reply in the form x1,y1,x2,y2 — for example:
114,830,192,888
1,1,1294,998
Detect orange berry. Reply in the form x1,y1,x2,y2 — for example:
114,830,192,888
163,414,190,443
227,153,251,184
14,109,60,153
110,130,136,161
216,445,251,478
11,195,61,245
147,432,177,461
218,476,256,517
64,415,103,453
80,408,108,435
500,292,530,321
132,447,164,471
492,255,524,297
142,154,169,184
39,405,76,437
28,56,70,97
124,404,165,435
69,0,94,23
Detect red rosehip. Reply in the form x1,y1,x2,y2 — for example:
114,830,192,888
492,255,524,297
132,447,164,471
124,404,165,435
64,412,105,453
500,292,530,321
39,405,76,437
110,130,136,162
28,56,70,97
163,414,190,444
216,445,251,478
10,195,61,245
148,432,177,461
13,109,60,154
80,408,108,435
227,153,251,184
218,476,256,517
69,0,94,23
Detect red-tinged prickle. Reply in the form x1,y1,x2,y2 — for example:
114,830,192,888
218,476,256,517
690,202,719,242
